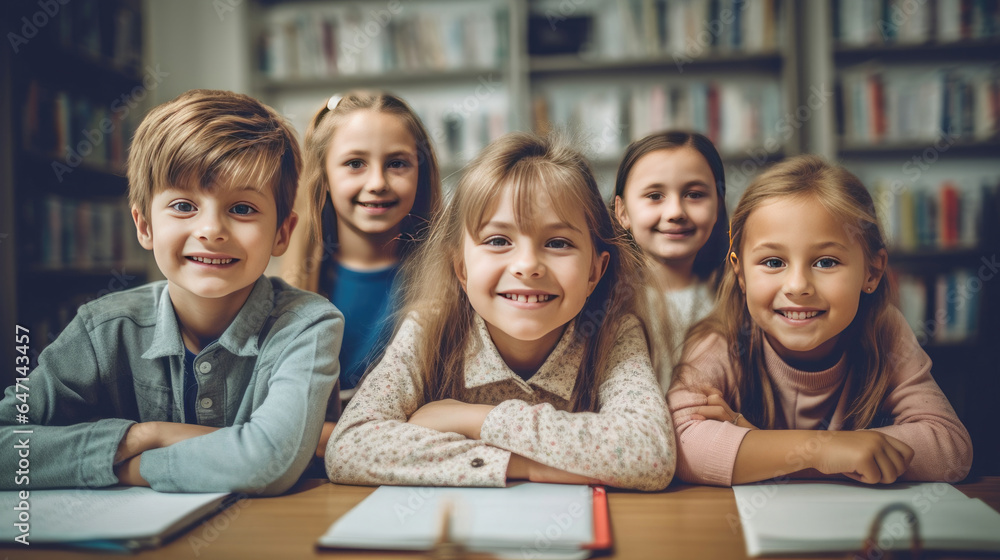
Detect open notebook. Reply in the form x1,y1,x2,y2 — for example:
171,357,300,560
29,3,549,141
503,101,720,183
733,481,1000,557
318,482,611,559
1,487,232,551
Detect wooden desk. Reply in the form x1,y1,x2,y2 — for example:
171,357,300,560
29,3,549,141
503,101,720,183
5,477,1000,559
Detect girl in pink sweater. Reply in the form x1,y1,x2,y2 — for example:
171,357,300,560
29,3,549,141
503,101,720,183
667,155,972,487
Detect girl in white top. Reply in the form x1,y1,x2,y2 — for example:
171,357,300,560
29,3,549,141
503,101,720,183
613,131,729,392
325,133,674,490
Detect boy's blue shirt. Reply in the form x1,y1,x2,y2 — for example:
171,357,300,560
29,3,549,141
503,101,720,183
0,276,343,496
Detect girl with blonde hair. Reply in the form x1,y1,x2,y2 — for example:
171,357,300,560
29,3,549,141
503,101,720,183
280,91,442,454
326,132,675,490
668,155,972,486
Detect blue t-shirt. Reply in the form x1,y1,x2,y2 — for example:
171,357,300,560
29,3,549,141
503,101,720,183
330,263,400,390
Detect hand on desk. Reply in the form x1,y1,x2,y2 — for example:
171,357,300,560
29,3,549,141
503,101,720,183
506,453,602,485
407,399,495,440
113,422,220,486
813,430,914,485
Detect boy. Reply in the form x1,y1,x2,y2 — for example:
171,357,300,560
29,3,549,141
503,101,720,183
0,90,343,495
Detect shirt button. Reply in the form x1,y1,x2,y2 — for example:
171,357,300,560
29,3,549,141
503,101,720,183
470,458,485,468
200,398,213,409
198,362,212,374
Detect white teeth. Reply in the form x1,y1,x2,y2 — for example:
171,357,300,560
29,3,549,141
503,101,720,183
191,256,233,264
502,294,551,303
781,310,819,320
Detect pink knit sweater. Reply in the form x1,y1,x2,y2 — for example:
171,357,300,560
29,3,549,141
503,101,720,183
667,309,973,486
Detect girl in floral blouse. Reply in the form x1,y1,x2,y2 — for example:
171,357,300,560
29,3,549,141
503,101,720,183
325,133,675,490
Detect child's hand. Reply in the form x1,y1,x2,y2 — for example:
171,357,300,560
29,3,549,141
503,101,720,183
115,422,219,463
689,389,758,430
507,454,602,485
814,431,914,484
407,399,495,439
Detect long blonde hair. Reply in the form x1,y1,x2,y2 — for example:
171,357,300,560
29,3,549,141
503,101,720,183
398,132,649,412
676,155,897,429
281,90,442,294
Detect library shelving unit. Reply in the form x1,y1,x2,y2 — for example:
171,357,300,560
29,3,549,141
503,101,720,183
525,0,797,197
248,0,527,184
825,0,1000,476
247,0,796,198
0,0,150,387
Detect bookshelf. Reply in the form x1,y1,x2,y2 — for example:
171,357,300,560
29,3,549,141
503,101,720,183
242,0,997,473
526,0,797,196
0,0,151,387
247,0,794,196
248,0,525,181
823,0,1000,476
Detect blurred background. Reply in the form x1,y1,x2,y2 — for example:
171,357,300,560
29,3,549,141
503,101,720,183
0,0,998,474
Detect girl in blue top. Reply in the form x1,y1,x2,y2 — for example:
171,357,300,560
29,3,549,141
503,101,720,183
281,91,442,451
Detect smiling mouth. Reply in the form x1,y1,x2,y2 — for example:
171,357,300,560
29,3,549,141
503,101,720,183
358,201,398,208
776,310,824,320
187,256,237,265
500,293,554,303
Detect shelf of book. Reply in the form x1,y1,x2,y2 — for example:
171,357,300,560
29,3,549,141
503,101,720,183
838,139,1000,159
1,0,150,381
824,0,1000,476
528,50,784,75
833,39,1000,64
255,66,508,92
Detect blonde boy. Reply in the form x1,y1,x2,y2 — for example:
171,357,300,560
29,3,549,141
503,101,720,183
0,90,343,495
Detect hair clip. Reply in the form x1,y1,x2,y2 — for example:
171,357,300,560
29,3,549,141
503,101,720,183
327,94,343,111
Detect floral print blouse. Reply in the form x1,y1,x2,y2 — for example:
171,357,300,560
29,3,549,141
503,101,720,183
325,313,675,491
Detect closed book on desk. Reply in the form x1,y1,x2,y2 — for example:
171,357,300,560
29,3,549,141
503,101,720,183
733,481,1000,556
0,487,232,551
318,482,611,559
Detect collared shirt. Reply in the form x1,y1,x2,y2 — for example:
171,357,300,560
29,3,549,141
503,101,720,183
0,276,343,495
326,313,675,491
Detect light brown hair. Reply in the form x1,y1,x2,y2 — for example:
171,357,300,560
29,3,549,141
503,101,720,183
674,155,896,429
281,90,442,294
127,89,300,227
396,132,650,412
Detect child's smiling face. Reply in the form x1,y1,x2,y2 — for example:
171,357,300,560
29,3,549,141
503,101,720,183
133,182,294,309
325,110,419,242
735,195,883,366
456,189,609,363
615,147,719,269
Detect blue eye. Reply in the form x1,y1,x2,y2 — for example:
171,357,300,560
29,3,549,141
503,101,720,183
546,239,572,249
762,258,784,269
815,258,839,269
170,201,194,212
231,204,257,216
485,237,509,247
